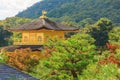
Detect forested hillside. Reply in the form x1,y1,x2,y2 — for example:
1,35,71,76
16,0,120,24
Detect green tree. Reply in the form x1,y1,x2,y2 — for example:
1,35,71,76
87,18,113,54
0,27,11,47
80,63,120,80
0,17,31,46
33,33,96,80
108,27,120,60
0,17,31,29
79,18,95,27
109,27,120,45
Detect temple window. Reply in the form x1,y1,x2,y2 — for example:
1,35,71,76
38,36,42,41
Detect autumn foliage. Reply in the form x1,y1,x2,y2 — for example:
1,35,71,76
106,42,119,53
5,47,54,72
99,43,120,66
99,54,120,65
6,48,41,71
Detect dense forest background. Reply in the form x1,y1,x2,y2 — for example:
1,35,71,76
16,0,120,24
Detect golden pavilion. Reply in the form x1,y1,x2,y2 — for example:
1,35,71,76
8,11,79,45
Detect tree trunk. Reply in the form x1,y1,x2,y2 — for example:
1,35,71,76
71,70,78,80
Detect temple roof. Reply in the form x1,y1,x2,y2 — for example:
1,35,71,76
8,18,79,31
0,45,43,52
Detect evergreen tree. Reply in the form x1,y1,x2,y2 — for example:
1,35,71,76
34,33,96,80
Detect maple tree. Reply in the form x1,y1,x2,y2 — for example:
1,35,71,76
6,48,42,72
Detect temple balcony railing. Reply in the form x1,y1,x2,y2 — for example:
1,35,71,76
13,38,44,45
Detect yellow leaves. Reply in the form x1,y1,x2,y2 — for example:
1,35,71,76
6,48,42,71
5,46,55,72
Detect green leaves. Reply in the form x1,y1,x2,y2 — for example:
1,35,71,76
35,33,96,80
80,63,120,80
88,18,113,47
109,27,120,45
0,52,8,64
0,17,32,46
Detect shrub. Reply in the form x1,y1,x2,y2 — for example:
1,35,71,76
98,54,120,66
0,51,8,64
106,42,119,53
6,48,43,72
79,63,120,80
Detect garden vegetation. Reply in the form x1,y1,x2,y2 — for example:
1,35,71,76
0,17,120,80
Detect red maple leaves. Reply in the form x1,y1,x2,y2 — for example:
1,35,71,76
106,42,119,53
99,42,120,66
99,54,120,65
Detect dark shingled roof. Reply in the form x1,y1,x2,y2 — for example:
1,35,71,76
8,18,79,31
0,45,43,52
